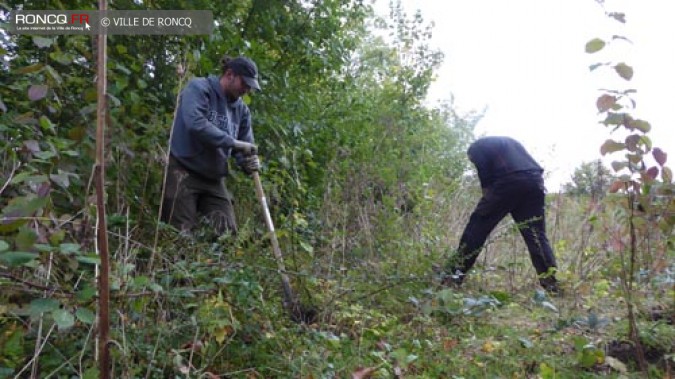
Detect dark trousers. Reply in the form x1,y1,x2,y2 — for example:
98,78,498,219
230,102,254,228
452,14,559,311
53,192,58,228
161,155,237,236
447,172,557,278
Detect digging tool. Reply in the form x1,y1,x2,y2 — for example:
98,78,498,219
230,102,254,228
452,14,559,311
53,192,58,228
251,171,317,323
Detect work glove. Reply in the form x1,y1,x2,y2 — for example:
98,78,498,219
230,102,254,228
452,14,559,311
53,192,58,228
241,155,260,175
232,140,257,156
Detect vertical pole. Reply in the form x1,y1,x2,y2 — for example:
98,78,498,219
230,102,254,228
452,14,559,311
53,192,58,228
95,1,110,378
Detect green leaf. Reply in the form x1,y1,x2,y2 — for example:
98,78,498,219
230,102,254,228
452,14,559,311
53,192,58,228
48,51,74,66
588,62,605,71
600,139,625,155
662,167,672,183
76,286,97,302
50,173,70,189
52,309,75,330
83,88,97,102
29,298,60,316
82,367,99,379
614,63,633,80
47,231,65,247
627,119,650,133
580,347,597,367
32,36,54,48
15,227,38,251
79,104,96,115
0,328,24,365
627,153,642,164
518,337,534,348
573,336,589,351
59,243,81,255
639,135,652,151
611,161,628,172
150,283,163,293
75,308,96,324
33,150,56,160
133,275,150,287
115,77,128,91
608,13,626,23
11,174,48,185
44,65,63,85
299,240,314,255
39,115,55,134
540,362,555,379
0,251,39,267
602,112,625,126
585,38,605,53
0,196,49,233
115,63,131,75
17,63,44,74
0,240,9,252
33,244,55,253
76,255,101,265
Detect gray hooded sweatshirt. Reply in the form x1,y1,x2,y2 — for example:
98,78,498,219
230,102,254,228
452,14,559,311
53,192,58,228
170,75,253,180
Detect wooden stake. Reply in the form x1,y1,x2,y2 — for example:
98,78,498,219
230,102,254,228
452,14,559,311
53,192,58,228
95,1,110,378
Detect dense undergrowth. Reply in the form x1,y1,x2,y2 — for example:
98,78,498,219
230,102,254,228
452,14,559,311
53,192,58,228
3,183,672,378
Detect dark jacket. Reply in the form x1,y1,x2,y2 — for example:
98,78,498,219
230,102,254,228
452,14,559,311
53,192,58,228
467,136,543,188
170,75,253,180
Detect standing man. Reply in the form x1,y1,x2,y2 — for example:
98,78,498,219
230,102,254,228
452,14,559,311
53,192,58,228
443,136,560,293
161,55,262,236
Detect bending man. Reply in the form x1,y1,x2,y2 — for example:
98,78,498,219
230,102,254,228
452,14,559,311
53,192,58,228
444,136,559,293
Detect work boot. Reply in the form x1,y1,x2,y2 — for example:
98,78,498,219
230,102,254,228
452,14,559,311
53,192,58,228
539,276,561,296
432,264,464,288
441,270,465,289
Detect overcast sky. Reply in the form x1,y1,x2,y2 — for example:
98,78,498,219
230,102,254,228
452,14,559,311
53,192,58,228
375,0,674,190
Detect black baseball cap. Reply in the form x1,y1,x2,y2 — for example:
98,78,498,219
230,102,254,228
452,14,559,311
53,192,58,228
230,56,261,91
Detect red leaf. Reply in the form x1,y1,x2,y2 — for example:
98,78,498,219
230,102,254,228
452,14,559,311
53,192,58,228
23,140,41,153
351,367,377,379
596,94,616,113
37,182,51,197
624,135,640,152
645,166,659,180
181,340,204,352
653,148,667,166
443,338,459,351
28,85,48,101
609,180,624,193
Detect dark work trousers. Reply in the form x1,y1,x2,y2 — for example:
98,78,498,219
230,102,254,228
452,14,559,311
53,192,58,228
161,155,237,236
446,172,557,279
